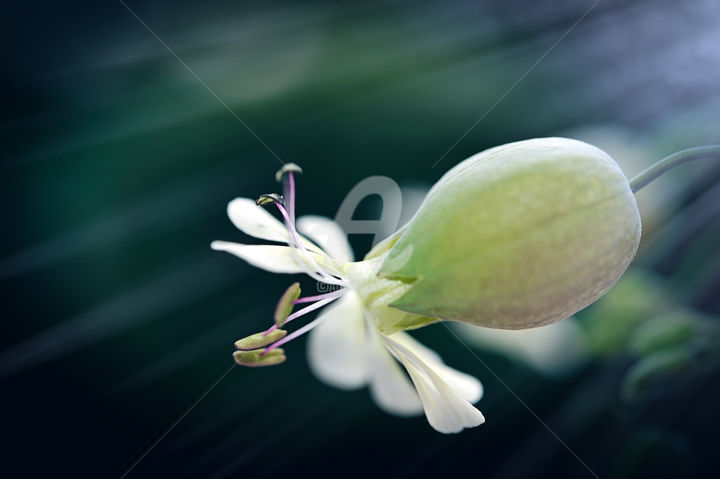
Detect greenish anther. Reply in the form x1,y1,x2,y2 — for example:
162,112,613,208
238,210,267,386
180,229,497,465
274,282,301,326
235,329,287,351
256,193,284,206
275,163,303,182
233,348,287,367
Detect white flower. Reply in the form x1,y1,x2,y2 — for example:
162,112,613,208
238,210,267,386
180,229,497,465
211,165,484,434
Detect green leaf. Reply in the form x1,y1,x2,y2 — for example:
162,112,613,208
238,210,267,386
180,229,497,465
621,347,694,401
628,311,697,355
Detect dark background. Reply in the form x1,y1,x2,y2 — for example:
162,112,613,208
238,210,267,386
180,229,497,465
2,1,720,478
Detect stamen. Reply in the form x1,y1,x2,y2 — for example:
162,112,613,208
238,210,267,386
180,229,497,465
275,163,302,223
275,163,303,182
258,165,347,288
293,289,345,304
275,202,346,286
235,329,288,350
263,313,327,355
256,193,284,206
274,165,330,280
274,282,301,327
287,172,296,223
256,192,336,285
262,293,344,337
234,348,286,367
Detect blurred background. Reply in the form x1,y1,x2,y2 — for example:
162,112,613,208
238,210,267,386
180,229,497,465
2,0,720,477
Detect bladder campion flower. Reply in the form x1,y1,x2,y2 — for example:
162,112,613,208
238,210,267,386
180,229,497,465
212,162,484,433
211,137,719,433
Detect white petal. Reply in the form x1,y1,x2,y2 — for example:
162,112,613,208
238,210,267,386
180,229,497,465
227,198,322,253
297,215,354,262
394,332,483,403
210,241,340,275
384,334,485,434
307,293,367,389
405,360,485,434
367,328,423,416
227,198,288,242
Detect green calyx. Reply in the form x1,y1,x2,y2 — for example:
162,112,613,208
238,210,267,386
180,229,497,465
378,138,642,330
345,255,436,335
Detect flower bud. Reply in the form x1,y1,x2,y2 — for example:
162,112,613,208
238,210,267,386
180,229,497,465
379,138,641,330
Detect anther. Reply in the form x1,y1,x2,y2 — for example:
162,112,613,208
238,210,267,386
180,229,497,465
234,348,286,367
274,282,301,327
275,163,303,182
235,329,287,350
256,193,284,206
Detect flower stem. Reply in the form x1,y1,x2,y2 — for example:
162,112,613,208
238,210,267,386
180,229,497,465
629,145,720,193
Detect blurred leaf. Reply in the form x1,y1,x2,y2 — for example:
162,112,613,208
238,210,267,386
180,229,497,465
621,346,694,402
627,311,698,356
581,269,670,355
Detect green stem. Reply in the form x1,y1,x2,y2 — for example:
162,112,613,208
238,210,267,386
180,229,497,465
629,145,720,193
